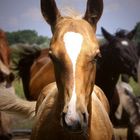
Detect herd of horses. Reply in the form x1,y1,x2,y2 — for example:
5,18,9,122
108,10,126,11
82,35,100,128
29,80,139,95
0,0,140,140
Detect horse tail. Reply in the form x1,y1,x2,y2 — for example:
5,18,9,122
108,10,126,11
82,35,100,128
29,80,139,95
12,44,41,100
0,84,36,119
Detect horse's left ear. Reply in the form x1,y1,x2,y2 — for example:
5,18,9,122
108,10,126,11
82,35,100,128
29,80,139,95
84,0,103,28
40,0,61,33
127,28,137,40
101,27,114,42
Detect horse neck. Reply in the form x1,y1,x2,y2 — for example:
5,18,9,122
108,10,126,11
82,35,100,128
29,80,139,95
43,83,65,119
55,90,65,116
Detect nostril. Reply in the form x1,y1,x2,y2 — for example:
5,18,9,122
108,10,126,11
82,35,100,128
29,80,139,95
62,112,66,125
61,112,82,132
82,113,88,123
8,133,13,139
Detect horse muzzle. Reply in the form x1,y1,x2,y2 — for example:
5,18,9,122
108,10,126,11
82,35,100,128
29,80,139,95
61,112,88,133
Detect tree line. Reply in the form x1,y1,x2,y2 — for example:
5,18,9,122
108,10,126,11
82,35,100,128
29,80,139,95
6,29,50,45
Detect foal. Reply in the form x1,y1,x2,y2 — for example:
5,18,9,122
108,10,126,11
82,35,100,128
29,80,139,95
30,0,113,140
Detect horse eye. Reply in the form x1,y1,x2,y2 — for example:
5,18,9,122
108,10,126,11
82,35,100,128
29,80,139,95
49,50,63,66
92,53,101,63
48,50,58,61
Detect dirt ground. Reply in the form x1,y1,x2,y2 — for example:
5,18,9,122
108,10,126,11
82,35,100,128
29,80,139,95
11,128,127,140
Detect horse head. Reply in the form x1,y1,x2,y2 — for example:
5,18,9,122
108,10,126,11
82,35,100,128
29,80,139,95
41,0,103,133
101,27,138,81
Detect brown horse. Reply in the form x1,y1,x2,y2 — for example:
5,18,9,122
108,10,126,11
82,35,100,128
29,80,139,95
0,29,14,140
30,0,114,139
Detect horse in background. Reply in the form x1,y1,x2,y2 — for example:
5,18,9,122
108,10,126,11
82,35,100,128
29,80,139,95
116,81,140,140
12,44,50,100
98,27,140,140
0,29,15,140
96,27,138,117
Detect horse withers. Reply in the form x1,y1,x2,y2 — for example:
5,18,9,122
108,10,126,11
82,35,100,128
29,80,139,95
30,0,114,140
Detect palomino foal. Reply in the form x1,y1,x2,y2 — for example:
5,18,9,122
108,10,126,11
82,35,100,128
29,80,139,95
31,0,113,140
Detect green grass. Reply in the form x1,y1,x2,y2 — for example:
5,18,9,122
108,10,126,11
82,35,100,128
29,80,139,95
12,79,33,129
129,78,140,96
13,79,25,99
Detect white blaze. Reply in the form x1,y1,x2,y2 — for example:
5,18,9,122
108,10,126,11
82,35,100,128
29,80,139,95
63,32,83,120
121,40,129,46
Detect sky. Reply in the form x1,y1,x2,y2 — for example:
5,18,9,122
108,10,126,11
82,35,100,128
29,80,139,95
0,0,140,37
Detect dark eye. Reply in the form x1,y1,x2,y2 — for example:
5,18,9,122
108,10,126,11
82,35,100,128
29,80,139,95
48,50,64,68
92,53,101,63
49,50,59,62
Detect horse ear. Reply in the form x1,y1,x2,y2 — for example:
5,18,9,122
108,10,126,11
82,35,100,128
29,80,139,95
127,28,137,40
40,0,61,33
101,27,114,41
84,0,103,27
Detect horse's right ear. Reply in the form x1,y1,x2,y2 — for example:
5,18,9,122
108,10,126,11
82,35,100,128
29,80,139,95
101,27,114,42
41,0,61,33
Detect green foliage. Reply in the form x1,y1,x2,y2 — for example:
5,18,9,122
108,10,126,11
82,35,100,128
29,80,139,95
6,29,50,45
130,78,140,96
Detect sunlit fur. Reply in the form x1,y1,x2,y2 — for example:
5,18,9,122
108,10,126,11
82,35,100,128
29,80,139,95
31,83,113,140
